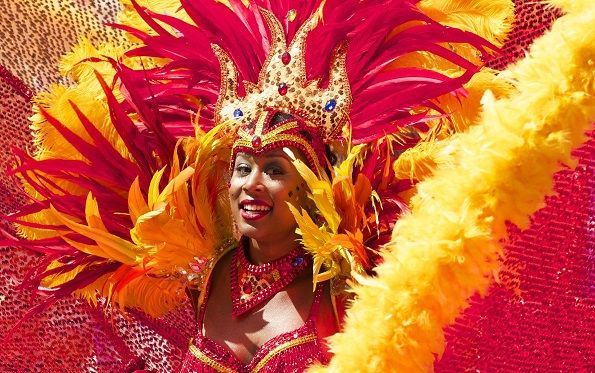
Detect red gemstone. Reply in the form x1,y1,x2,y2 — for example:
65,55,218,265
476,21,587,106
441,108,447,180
278,83,288,96
281,51,291,65
242,282,253,294
251,135,262,148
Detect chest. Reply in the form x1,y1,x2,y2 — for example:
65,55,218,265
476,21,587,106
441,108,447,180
202,275,315,362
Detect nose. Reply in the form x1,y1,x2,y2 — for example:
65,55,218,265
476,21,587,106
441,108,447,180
242,167,264,192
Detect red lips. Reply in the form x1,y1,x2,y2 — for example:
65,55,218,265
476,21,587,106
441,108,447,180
239,199,272,221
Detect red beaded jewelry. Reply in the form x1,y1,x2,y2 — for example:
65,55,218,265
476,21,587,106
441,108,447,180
230,238,311,318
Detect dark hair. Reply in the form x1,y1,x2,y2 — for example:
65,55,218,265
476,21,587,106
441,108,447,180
269,112,294,127
299,130,313,142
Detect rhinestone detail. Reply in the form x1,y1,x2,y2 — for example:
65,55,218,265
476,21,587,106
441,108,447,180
230,238,311,318
324,99,337,112
251,135,262,148
281,52,291,65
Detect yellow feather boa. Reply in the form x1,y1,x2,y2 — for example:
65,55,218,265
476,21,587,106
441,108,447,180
311,1,595,371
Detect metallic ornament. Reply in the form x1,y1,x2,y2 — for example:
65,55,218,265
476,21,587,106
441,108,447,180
281,51,291,65
324,99,337,112
251,135,262,148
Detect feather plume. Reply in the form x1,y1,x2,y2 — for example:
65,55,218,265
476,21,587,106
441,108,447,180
119,0,194,39
8,0,517,340
313,3,595,371
393,69,515,182
287,145,376,287
6,25,235,318
419,0,514,48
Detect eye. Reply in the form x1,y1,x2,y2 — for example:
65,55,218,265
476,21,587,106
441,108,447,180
265,165,284,176
234,164,251,176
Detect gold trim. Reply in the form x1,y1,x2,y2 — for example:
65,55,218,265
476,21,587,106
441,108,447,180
251,334,317,372
214,8,351,141
232,130,323,173
270,134,323,172
262,121,299,139
254,111,268,139
189,343,235,372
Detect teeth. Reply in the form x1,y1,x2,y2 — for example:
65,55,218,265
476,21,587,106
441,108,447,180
243,204,271,212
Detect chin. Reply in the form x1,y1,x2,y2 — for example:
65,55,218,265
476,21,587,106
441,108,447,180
237,219,297,244
237,221,267,240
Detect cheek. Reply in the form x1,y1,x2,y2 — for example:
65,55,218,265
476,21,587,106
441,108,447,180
228,178,243,220
272,182,305,217
286,181,307,203
228,176,242,200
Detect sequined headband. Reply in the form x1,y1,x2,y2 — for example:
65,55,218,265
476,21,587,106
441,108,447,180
231,109,326,171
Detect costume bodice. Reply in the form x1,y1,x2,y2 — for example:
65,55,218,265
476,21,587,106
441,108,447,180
179,264,329,373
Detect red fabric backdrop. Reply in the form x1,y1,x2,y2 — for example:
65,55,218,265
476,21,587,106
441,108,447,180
0,1,592,371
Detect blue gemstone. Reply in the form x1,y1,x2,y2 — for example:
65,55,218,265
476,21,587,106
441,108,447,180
292,256,305,267
324,99,337,112
233,108,243,118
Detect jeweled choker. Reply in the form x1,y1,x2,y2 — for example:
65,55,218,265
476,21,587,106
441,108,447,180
230,238,311,318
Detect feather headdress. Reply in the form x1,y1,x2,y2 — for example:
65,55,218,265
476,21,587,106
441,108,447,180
6,0,595,371
4,0,506,318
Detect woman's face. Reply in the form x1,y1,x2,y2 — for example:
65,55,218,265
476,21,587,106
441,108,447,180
229,147,307,244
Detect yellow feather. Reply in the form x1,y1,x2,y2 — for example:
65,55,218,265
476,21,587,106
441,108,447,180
41,260,92,289
157,166,196,203
419,0,515,47
17,36,140,241
119,0,194,42
394,70,515,183
127,177,149,225
147,167,166,210
111,274,187,317
389,1,513,83
133,124,235,279
317,2,594,371
288,204,337,287
288,144,376,288
393,141,441,181
430,69,516,138
290,155,341,233
61,235,110,260
50,199,142,265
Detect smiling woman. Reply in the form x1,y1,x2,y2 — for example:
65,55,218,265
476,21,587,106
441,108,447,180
229,148,305,247
4,0,509,369
11,0,593,372
178,110,341,370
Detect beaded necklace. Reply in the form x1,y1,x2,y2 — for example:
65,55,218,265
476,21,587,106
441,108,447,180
230,238,311,318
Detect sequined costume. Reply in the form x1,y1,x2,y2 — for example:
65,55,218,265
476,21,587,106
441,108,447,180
180,271,328,372
1,0,594,372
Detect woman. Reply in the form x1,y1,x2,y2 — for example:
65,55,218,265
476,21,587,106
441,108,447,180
180,142,339,371
180,100,345,372
5,0,494,370
13,1,580,372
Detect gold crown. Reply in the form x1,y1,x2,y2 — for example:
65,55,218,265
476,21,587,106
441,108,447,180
212,8,352,140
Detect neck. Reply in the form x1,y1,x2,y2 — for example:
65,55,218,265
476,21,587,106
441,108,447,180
247,235,300,264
